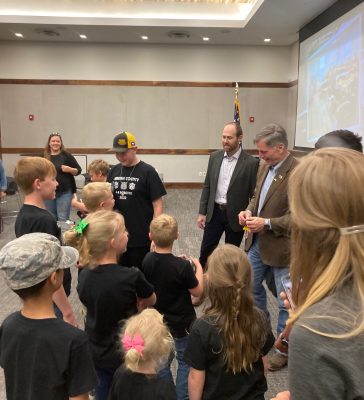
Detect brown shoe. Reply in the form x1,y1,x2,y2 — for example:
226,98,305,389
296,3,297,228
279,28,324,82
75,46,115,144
268,351,288,371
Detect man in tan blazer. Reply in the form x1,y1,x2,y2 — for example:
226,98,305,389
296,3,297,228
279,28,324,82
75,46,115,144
239,123,299,371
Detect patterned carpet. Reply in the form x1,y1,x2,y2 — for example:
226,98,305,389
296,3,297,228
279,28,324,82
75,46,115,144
0,189,288,399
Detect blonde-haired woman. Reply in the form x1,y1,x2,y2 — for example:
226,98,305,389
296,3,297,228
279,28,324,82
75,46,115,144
272,148,364,400
108,308,176,400
185,244,274,400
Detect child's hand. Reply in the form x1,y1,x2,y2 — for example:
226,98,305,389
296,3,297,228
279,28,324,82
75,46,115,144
63,312,78,328
270,391,291,400
78,202,88,213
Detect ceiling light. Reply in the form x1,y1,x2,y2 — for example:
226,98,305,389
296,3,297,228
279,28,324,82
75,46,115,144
35,28,60,37
264,38,271,43
203,37,210,41
15,33,23,38
141,35,149,40
167,31,190,40
80,34,87,39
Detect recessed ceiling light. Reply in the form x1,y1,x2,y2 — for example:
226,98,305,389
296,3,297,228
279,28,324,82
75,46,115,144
15,33,23,38
203,37,210,41
80,34,87,39
141,35,149,40
264,38,271,42
167,31,190,40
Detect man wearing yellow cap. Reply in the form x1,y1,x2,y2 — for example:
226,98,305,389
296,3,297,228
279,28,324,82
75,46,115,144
108,131,166,268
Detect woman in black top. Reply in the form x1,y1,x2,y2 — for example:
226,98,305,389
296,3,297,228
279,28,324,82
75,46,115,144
44,133,81,221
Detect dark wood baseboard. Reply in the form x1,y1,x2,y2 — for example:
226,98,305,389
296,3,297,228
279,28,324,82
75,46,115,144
0,79,298,89
164,182,203,189
2,148,308,157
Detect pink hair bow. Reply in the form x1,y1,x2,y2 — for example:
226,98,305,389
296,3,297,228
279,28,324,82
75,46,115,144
122,333,144,355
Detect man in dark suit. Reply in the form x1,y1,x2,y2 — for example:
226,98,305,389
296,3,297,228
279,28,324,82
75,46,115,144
239,123,299,371
198,122,259,268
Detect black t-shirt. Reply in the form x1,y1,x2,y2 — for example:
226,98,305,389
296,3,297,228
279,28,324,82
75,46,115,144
50,151,81,195
15,204,71,295
108,366,176,400
108,161,166,247
142,252,198,338
77,263,154,368
0,312,97,400
184,316,275,400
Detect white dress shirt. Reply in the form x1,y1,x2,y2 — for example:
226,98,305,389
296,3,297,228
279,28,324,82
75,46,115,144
215,147,241,205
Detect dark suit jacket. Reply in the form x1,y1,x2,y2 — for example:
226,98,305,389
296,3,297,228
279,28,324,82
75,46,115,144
245,153,299,266
199,149,259,232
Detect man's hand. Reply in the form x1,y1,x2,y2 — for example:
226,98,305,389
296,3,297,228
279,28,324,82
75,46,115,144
280,291,292,311
0,191,6,199
270,391,291,400
197,214,206,229
245,216,265,233
238,210,252,225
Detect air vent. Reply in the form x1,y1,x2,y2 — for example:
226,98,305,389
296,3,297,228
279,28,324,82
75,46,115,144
167,31,190,39
35,28,60,37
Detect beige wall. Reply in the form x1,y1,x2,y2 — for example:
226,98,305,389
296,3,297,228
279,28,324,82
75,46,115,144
0,41,296,82
0,41,299,181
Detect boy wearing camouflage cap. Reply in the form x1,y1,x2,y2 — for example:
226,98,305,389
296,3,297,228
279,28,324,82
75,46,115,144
0,233,97,400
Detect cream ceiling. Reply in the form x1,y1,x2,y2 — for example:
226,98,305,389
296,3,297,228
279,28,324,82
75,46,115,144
0,0,338,45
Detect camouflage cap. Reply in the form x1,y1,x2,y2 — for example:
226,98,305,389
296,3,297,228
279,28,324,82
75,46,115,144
0,232,79,290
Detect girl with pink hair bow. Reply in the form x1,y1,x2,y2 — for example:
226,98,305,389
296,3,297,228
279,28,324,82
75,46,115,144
109,308,176,400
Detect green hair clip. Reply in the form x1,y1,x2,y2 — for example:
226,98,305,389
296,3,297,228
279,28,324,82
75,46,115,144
74,219,89,236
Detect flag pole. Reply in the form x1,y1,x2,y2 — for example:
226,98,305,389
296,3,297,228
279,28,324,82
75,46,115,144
233,82,241,124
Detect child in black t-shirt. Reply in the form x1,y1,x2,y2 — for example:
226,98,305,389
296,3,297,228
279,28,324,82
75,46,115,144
0,232,97,400
14,156,77,326
184,244,275,400
81,182,115,213
109,308,176,400
64,210,156,400
72,159,110,216
142,214,203,400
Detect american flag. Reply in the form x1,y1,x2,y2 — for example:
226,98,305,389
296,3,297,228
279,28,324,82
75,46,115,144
234,83,240,123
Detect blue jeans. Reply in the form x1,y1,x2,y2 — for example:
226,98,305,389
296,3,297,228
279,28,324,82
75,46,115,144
248,238,289,336
159,336,189,400
45,190,73,222
95,367,116,400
